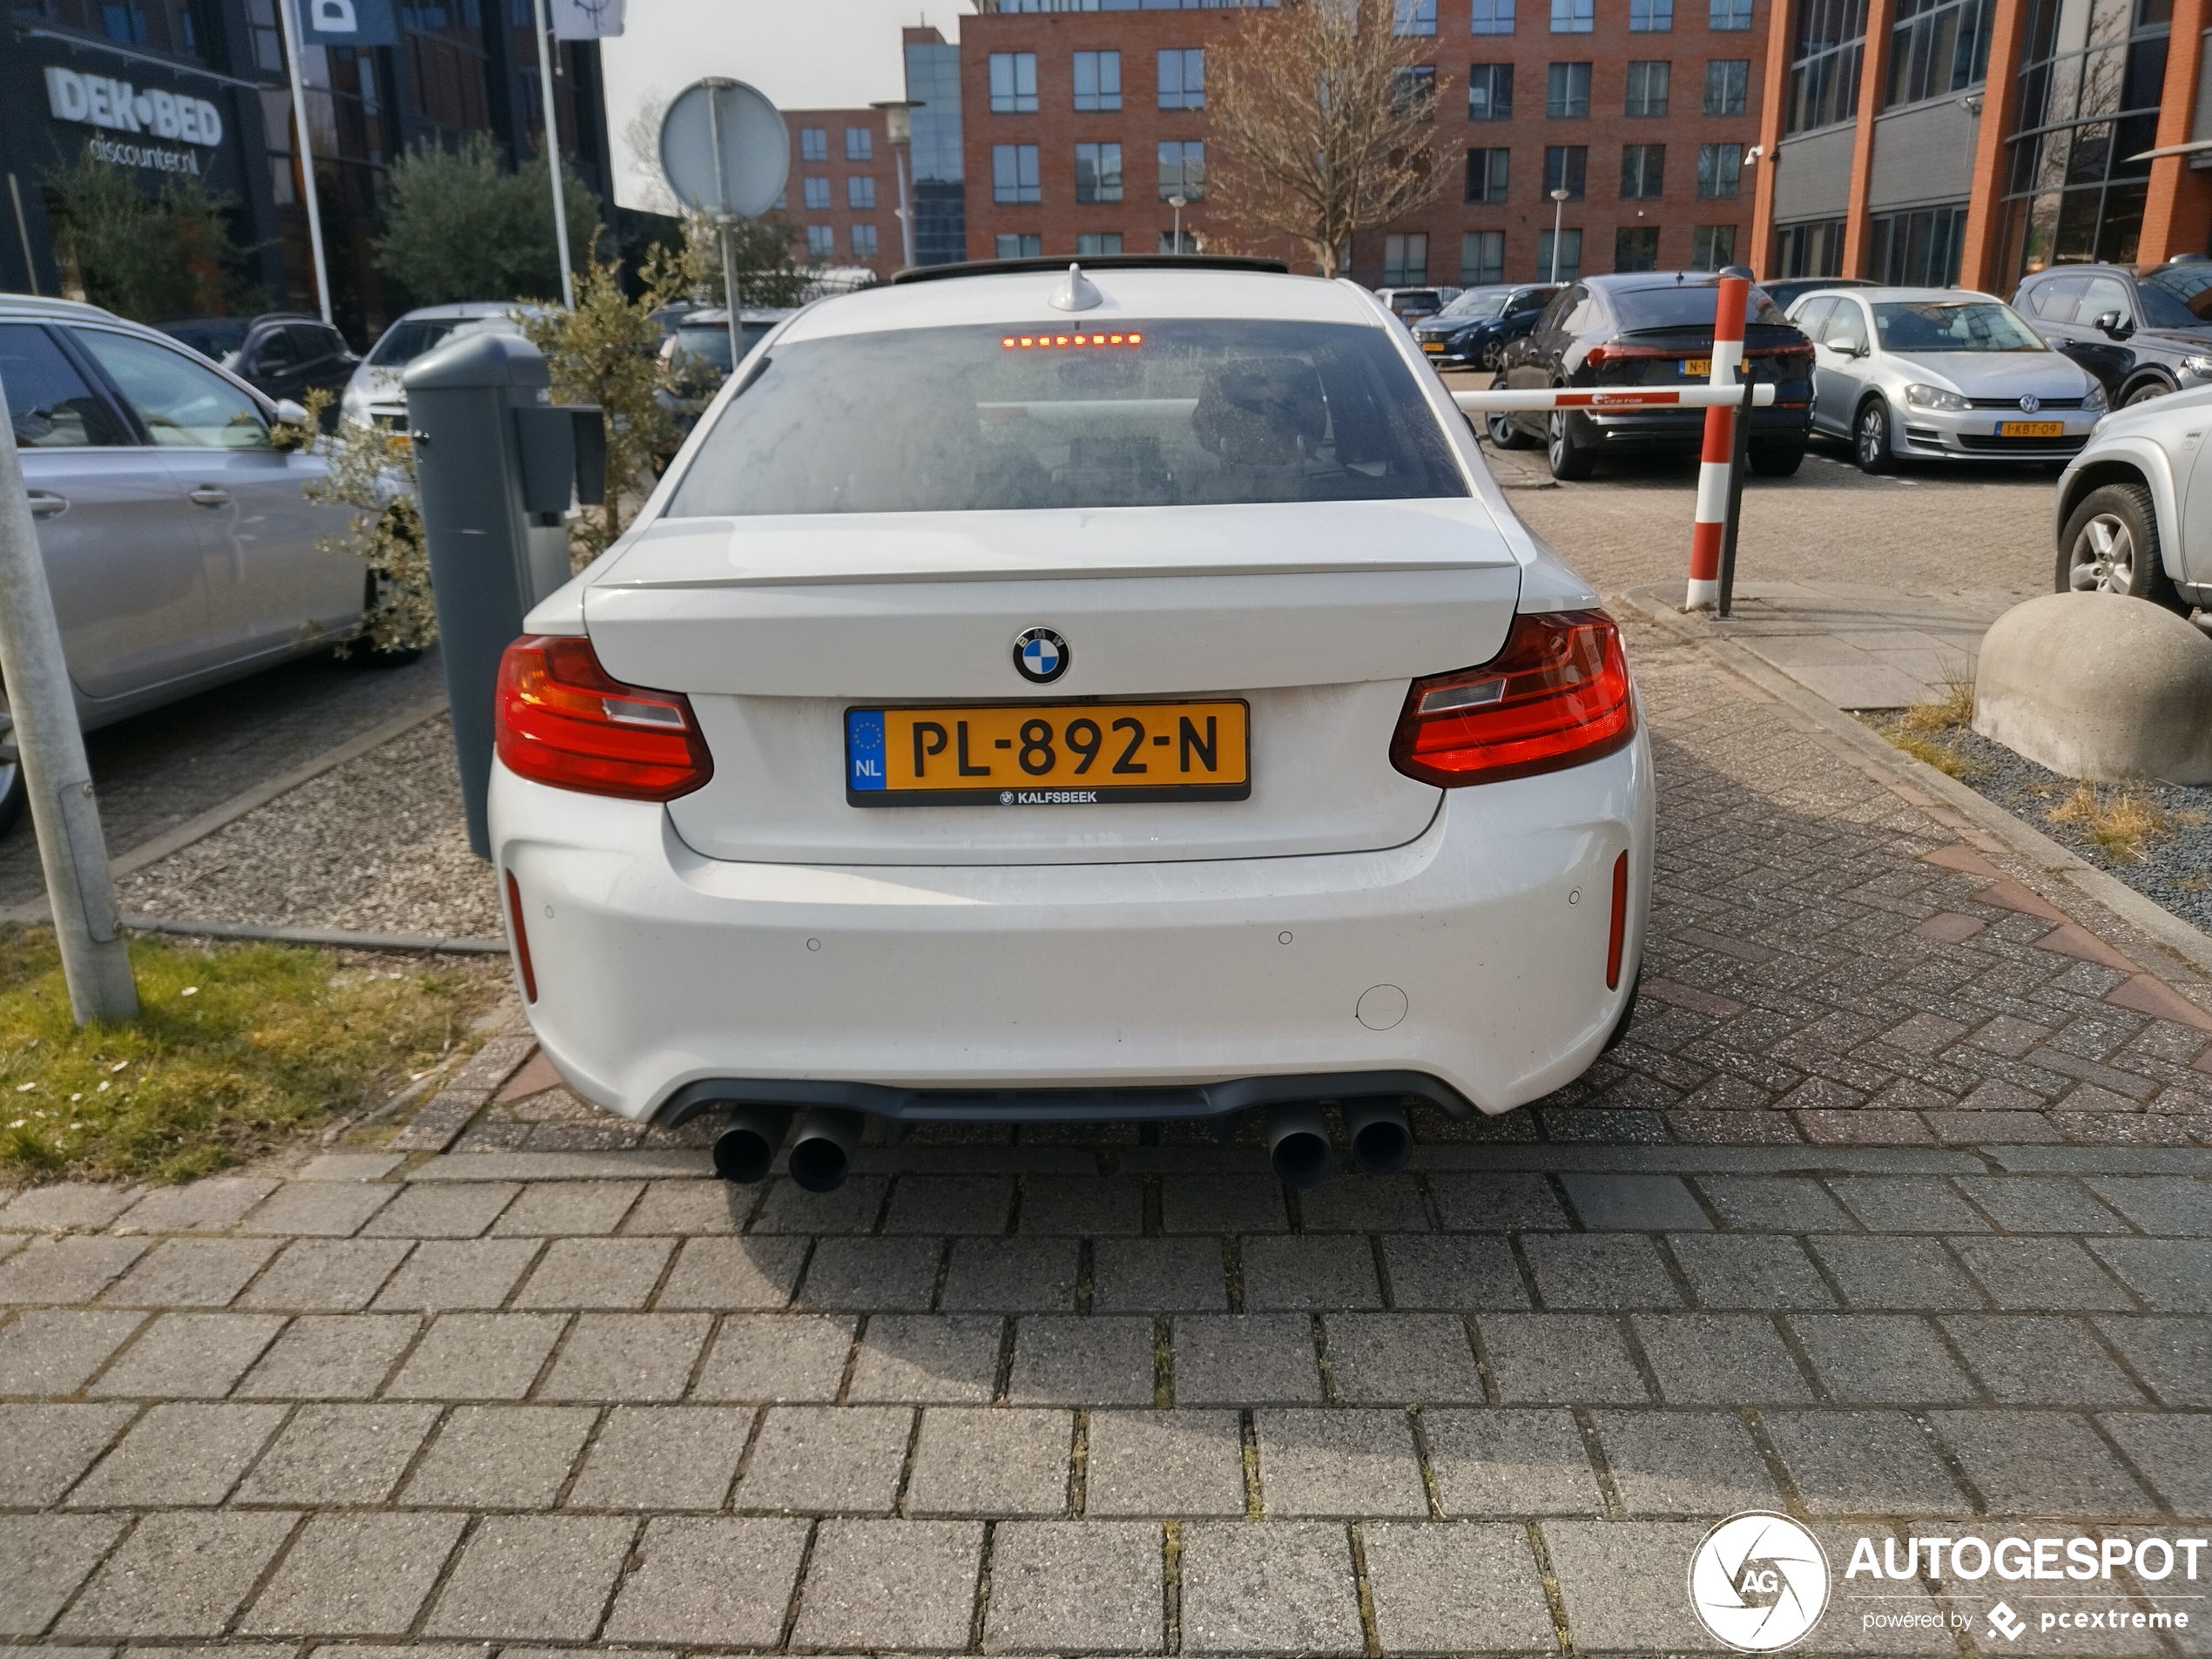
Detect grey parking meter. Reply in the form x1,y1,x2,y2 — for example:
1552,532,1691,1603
403,331,604,858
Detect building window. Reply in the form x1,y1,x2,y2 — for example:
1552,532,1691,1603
1787,0,1866,131
1703,59,1749,112
1159,139,1204,199
800,127,827,162
1538,226,1583,279
1615,226,1662,269
1394,65,1440,114
1547,61,1593,115
1696,143,1743,195
993,144,1042,204
1160,230,1199,253
1689,223,1737,267
1469,62,1516,117
1871,202,1968,283
849,177,877,208
1631,0,1674,27
1159,48,1205,108
807,225,835,257
1384,233,1431,284
1889,0,1994,105
852,224,879,257
1622,143,1666,196
990,51,1038,113
1462,229,1507,283
1775,217,1846,276
1627,58,1671,112
1076,142,1124,203
1552,0,1595,30
1467,146,1511,200
1077,232,1124,256
1544,145,1588,196
1472,0,1517,28
995,233,1044,259
846,127,873,161
1074,50,1122,111
1710,0,1754,25
803,177,832,210
1396,0,1439,31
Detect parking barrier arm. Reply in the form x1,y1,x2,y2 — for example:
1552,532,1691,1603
1450,385,1776,412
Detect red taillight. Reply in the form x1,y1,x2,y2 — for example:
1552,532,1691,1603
505,869,537,1002
1389,609,1636,786
1606,849,1629,989
495,634,712,801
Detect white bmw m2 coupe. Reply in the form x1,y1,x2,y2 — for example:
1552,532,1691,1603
488,256,1653,1192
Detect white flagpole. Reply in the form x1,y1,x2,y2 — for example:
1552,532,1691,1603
534,0,576,307
276,0,334,326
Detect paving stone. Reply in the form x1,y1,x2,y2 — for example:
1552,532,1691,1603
0,1403,135,1505
1171,1314,1323,1406
733,1404,913,1514
1377,1234,1527,1310
652,1236,807,1311
1669,1235,1837,1309
239,1314,419,1399
87,1312,281,1397
386,1312,564,1399
1541,1520,1709,1652
1082,1409,1246,1517
294,1152,404,1181
422,1514,635,1639
0,1308,143,1395
748,1174,887,1236
2093,1316,2212,1406
1295,1174,1430,1233
2081,1176,2212,1236
566,1404,753,1509
1426,1172,1571,1231
1320,1312,1483,1404
0,1184,138,1232
1362,1521,1558,1655
1423,1408,1604,1516
1829,1177,1988,1233
538,1312,711,1400
1809,1237,1985,1309
361,1183,521,1238
1951,1237,2136,1310
1940,1315,2148,1405
234,1239,411,1312
233,1403,441,1504
1017,1174,1146,1235
1,1512,126,1635
1790,1314,1976,1403
794,1237,942,1311
846,1313,1002,1402
513,1238,674,1310
1693,1175,1859,1232
1633,1312,1814,1403
1522,1234,1682,1309
491,1181,644,1236
1928,1410,2155,1516
112,1178,278,1234
1591,1410,1780,1515
401,1406,595,1507
1091,1238,1226,1312
1762,1409,1969,1516
1159,1174,1287,1235
54,1510,288,1638
0,1238,145,1305
1253,1407,1426,1517
98,1238,275,1307
1476,1314,1649,1404
882,1175,1015,1235
907,1406,1072,1517
1239,1236,1380,1311
2086,1239,2212,1311
621,1179,745,1235
788,1518,982,1652
239,1511,466,1635
233,1184,394,1238
370,1238,541,1312
600,1515,809,1646
940,1237,1080,1312
64,1401,285,1506
982,1520,1162,1654
1954,1176,2130,1233
1007,1314,1157,1405
1177,1521,1364,1655
691,1312,855,1402
1559,1172,1711,1231
2095,1413,2212,1514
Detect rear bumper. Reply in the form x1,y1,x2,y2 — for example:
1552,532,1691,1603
488,727,1655,1124
1573,406,1812,449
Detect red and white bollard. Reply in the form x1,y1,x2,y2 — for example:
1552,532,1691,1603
1685,274,1750,612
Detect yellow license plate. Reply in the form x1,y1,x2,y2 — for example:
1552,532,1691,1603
1421,341,1445,354
2000,420,2064,438
1681,358,1711,377
846,700,1251,806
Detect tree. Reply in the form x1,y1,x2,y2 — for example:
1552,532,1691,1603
43,152,254,320
374,133,602,306
1207,0,1448,279
679,211,821,308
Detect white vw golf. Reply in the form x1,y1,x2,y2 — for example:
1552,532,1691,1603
489,257,1653,1192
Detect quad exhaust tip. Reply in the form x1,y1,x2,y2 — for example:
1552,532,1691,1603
786,1106,865,1192
1264,1101,1334,1189
1345,1098,1413,1177
711,1106,790,1185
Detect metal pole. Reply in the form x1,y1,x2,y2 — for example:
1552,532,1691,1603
895,145,914,267
1716,378,1752,617
7,176,38,296
703,81,741,374
0,383,137,1023
275,0,334,326
531,0,574,310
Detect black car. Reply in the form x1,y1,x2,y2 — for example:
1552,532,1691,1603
2012,259,2212,407
1492,272,1815,479
1757,275,1878,313
157,313,358,412
1409,283,1561,370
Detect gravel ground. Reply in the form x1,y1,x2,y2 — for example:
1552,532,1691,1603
115,714,505,940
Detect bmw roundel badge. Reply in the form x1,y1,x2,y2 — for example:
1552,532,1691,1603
1014,627,1070,684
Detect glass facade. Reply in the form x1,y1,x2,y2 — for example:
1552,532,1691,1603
1871,201,1968,282
1887,0,1994,104
1775,216,1846,275
1787,0,1868,132
904,31,966,266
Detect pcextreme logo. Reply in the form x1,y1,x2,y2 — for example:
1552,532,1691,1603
1689,1513,1831,1651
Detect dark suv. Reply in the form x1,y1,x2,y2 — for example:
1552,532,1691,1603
1410,283,1561,370
2012,260,2212,406
1492,272,1815,479
158,313,358,412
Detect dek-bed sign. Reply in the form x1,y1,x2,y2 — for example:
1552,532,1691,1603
44,67,224,150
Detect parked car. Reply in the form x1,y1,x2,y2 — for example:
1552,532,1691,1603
651,307,800,469
340,301,536,430
2050,381,2212,610
1409,283,1561,371
2013,259,2212,408
158,313,358,414
489,256,1651,1189
1757,275,1878,314
1373,286,1460,322
0,294,369,831
1786,287,2104,473
1492,272,1815,479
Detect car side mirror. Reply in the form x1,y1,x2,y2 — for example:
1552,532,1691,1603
2094,310,2131,340
272,398,310,425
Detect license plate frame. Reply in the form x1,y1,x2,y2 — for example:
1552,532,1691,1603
1421,341,1446,354
1998,420,2065,438
1681,357,1712,378
846,699,1252,807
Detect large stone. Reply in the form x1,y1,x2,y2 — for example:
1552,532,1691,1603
1972,591,2212,783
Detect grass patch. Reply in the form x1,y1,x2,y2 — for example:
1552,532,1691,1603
1891,732,1976,779
1873,671,1982,779
2047,782,2170,865
1896,671,1977,734
0,928,501,1184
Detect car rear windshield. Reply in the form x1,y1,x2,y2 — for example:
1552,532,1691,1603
1872,301,2042,352
1438,290,1511,320
1609,285,1793,331
668,321,779,374
664,320,1469,516
2142,266,2212,324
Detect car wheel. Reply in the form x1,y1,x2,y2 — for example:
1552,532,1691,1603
1854,398,1895,475
1479,338,1504,370
2059,481,2179,607
1749,440,1806,477
2123,381,2169,408
1548,410,1597,481
1485,377,1534,448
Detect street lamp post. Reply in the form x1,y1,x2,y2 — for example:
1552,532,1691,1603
869,98,923,268
1548,186,1571,283
1169,192,1188,253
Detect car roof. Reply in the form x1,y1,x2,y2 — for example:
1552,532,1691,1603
385,301,532,324
1821,287,2005,303
0,293,117,321
680,307,799,325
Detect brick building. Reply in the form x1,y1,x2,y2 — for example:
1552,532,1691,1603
780,105,900,280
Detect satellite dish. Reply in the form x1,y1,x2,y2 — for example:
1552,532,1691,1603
658,78,789,220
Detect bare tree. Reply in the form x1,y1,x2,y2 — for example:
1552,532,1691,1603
1209,0,1448,278
621,89,679,217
